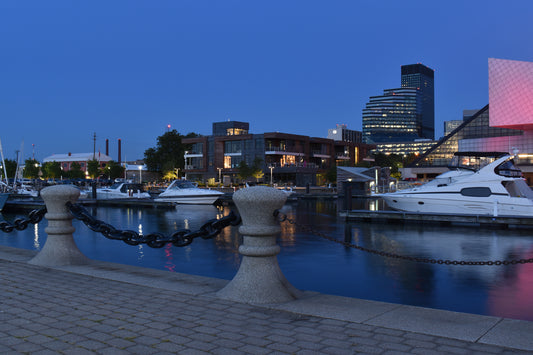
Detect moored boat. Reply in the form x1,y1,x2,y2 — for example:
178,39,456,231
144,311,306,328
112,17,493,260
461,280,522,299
379,152,533,216
95,182,151,200
154,180,223,205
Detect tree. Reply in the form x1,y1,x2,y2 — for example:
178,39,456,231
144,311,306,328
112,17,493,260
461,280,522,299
87,159,101,179
42,161,62,179
68,162,85,179
237,161,252,181
23,158,40,179
163,170,177,181
324,165,337,184
104,160,125,179
1,159,17,179
251,158,264,182
144,130,198,176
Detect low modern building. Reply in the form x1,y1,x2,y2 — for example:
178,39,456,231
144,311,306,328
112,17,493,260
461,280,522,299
43,153,113,174
183,121,375,186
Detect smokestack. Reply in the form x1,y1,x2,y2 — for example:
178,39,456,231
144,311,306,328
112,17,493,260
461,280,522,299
105,139,109,156
118,139,122,164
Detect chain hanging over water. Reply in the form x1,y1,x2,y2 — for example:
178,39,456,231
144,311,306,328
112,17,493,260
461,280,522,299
67,202,241,248
274,210,533,266
0,207,47,233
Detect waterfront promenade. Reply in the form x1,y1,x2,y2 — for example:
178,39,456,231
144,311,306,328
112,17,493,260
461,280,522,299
0,245,531,354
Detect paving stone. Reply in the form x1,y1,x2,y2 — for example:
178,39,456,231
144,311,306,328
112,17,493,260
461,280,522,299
0,252,529,355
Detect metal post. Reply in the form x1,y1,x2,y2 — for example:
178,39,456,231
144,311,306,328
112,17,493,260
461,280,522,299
28,185,90,266
217,186,301,303
344,183,353,210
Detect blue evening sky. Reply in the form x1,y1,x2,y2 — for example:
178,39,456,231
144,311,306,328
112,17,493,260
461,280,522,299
1,1,532,161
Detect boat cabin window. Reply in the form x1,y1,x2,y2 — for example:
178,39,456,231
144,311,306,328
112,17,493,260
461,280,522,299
495,159,523,178
449,155,496,171
460,187,492,197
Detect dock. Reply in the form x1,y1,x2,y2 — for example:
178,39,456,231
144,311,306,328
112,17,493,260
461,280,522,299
3,198,176,212
340,209,533,228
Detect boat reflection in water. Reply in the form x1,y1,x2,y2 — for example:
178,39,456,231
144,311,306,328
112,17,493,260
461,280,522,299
0,198,532,321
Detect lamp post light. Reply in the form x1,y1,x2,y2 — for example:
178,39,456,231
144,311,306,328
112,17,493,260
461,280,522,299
269,166,274,186
217,168,222,184
138,166,142,183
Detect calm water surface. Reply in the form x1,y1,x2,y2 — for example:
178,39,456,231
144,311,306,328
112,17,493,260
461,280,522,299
1,198,532,321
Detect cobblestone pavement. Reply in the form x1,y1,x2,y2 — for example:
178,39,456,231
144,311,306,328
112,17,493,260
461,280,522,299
0,259,528,354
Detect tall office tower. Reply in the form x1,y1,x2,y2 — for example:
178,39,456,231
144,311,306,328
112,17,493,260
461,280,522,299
362,88,421,143
362,63,434,144
401,64,435,140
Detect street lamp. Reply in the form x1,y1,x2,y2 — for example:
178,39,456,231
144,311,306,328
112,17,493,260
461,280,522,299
269,166,274,186
138,166,142,183
217,168,222,183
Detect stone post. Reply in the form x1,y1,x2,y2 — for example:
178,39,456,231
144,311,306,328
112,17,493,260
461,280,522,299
28,185,90,266
217,186,301,303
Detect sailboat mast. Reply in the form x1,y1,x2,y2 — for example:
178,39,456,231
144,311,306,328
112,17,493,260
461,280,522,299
0,138,8,185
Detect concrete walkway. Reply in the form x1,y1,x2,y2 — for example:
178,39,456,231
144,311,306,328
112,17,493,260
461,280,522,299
0,245,531,354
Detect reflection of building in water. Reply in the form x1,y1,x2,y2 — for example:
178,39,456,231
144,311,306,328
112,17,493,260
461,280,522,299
164,243,176,272
488,248,533,321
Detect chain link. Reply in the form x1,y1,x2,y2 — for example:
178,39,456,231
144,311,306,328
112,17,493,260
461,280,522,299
0,207,47,233
274,210,533,266
67,202,241,248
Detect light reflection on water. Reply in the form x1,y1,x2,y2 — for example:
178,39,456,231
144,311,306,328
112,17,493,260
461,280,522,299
1,199,532,321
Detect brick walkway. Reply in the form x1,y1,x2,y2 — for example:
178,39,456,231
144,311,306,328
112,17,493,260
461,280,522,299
0,257,529,354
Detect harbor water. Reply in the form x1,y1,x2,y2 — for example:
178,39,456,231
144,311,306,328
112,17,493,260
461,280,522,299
1,198,532,321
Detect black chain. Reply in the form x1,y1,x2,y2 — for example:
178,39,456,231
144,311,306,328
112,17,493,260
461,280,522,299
67,202,241,248
0,207,47,233
274,210,533,266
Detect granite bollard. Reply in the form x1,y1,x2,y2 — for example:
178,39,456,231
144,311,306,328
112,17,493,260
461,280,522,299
28,185,90,266
217,186,301,303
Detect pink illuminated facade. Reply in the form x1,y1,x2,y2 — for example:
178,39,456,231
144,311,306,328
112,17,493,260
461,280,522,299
489,58,533,130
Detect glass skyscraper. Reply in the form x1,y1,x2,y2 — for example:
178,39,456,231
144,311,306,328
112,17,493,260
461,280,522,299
362,63,434,143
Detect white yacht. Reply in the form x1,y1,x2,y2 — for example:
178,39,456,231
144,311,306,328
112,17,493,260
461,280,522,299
155,180,223,205
96,182,151,200
380,152,533,217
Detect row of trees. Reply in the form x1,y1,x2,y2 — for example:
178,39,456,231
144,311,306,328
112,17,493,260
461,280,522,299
0,158,125,181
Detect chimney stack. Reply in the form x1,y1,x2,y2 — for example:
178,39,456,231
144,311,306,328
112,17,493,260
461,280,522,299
118,139,122,164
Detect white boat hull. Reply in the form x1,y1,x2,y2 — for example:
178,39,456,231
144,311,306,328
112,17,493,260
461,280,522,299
155,194,222,205
381,193,533,217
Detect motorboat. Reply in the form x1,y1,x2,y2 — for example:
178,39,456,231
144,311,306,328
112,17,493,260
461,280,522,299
154,180,223,204
379,152,533,216
95,182,151,200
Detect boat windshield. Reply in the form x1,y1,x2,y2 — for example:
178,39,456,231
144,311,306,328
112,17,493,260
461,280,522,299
109,183,122,189
170,181,197,189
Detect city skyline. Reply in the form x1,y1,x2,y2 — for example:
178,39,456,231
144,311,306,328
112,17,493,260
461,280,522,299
1,1,533,161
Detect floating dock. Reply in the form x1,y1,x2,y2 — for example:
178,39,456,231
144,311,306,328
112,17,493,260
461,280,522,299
340,209,533,229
